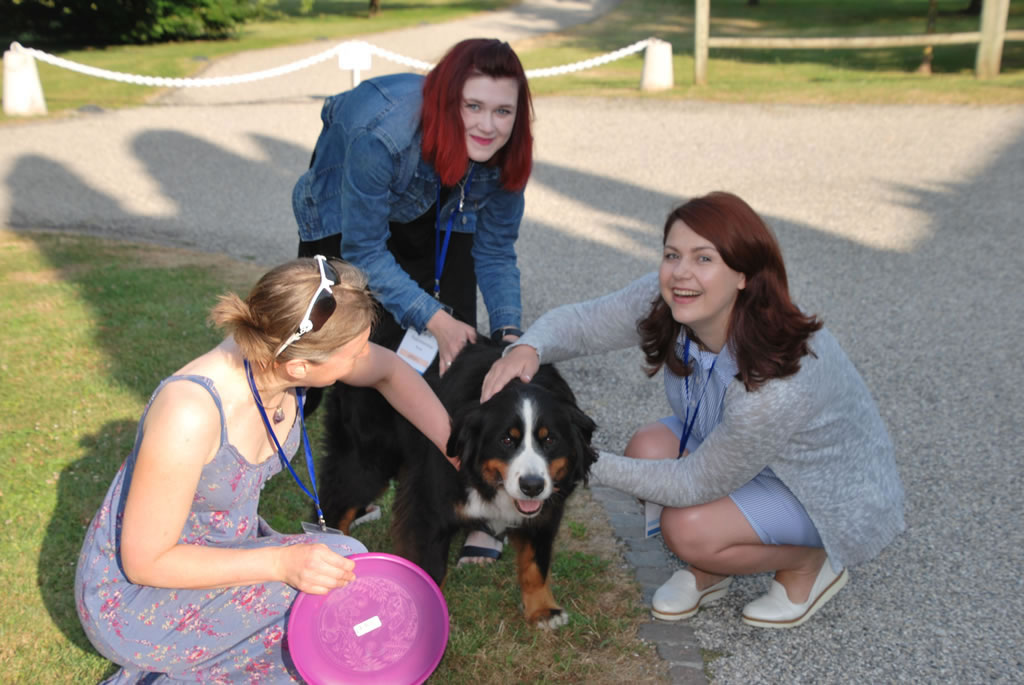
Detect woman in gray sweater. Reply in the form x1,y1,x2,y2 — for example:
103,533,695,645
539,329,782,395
481,191,904,629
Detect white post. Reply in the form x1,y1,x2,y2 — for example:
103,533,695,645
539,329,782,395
976,0,1010,79
640,38,674,91
338,41,372,91
694,0,710,86
3,42,48,116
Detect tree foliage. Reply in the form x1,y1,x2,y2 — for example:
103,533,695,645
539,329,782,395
3,0,259,47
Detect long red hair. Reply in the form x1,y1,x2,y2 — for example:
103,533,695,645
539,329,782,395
421,38,533,191
637,192,823,391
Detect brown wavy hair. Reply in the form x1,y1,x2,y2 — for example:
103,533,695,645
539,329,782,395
209,257,377,370
420,38,533,191
637,192,822,391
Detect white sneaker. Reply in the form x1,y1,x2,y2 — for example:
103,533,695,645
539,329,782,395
742,559,848,629
651,569,733,621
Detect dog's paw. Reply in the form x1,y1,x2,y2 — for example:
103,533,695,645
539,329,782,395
529,608,570,630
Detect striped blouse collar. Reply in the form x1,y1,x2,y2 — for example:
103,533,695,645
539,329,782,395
677,332,739,384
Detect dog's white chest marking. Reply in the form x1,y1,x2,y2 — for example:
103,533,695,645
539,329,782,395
461,490,521,532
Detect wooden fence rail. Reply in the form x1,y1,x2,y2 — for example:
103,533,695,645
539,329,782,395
694,0,1019,85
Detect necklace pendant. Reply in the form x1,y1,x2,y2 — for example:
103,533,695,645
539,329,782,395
273,406,286,424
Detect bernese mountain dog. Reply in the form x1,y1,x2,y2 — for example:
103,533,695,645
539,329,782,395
318,339,598,628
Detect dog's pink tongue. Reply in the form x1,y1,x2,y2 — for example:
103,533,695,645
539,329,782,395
517,499,542,513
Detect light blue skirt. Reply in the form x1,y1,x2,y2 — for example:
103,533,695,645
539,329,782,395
660,416,823,548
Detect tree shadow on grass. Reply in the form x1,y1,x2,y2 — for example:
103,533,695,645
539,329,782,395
41,418,138,678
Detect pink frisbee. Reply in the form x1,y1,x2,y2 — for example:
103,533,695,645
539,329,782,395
287,552,449,685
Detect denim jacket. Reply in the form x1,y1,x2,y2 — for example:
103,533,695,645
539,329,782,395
292,73,524,334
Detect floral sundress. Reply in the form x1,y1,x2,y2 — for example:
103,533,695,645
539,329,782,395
75,375,365,683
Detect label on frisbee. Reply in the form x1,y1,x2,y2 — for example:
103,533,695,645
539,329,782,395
353,615,382,637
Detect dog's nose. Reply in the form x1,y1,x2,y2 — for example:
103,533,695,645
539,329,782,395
519,474,545,497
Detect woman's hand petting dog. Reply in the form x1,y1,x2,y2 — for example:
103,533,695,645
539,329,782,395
481,344,540,402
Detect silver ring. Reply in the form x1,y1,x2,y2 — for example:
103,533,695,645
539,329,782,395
445,361,451,367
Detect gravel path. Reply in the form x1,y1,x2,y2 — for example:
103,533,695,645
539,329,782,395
2,3,1023,681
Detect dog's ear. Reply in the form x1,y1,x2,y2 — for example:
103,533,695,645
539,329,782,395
447,402,485,470
566,405,598,484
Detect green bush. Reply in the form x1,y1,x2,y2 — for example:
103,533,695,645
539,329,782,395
3,0,260,47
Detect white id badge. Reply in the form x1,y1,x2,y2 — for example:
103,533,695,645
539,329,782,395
396,328,438,374
644,501,663,538
301,521,347,536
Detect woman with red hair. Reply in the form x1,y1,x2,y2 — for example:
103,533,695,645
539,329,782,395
482,191,905,629
292,38,533,563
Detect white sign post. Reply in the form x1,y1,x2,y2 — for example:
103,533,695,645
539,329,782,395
338,41,373,90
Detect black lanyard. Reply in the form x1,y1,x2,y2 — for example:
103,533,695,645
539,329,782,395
244,359,326,532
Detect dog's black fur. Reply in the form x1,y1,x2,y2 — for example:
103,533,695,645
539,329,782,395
318,339,598,627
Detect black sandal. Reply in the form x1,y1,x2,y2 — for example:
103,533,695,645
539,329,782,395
457,522,504,565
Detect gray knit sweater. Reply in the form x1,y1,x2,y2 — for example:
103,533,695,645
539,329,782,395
515,272,905,569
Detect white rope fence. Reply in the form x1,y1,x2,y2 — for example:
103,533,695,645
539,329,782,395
5,37,672,115
8,38,652,88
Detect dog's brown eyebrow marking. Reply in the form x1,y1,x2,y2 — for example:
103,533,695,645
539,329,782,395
537,426,549,439
483,459,508,484
548,457,569,481
509,427,521,440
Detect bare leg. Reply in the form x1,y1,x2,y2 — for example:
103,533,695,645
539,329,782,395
662,497,827,602
625,421,826,602
623,421,680,462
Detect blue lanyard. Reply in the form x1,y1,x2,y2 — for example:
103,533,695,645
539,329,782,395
678,336,717,458
244,359,326,532
434,164,475,299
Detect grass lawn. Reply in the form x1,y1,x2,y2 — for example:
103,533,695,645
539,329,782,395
518,0,1024,103
0,229,667,683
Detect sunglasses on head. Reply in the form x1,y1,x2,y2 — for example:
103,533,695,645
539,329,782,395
274,255,339,358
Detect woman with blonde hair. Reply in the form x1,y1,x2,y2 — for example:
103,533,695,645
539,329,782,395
75,256,452,682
